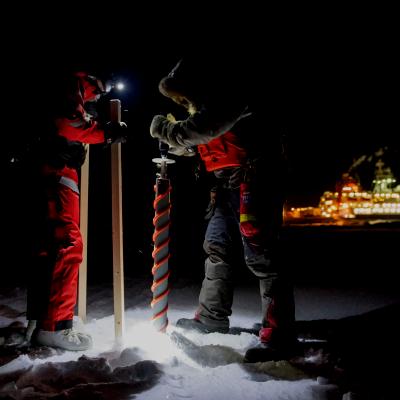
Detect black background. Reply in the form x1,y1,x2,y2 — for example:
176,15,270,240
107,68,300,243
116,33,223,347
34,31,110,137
2,12,399,289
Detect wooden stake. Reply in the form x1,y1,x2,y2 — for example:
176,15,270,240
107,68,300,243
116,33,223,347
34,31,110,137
78,145,89,322
110,99,125,342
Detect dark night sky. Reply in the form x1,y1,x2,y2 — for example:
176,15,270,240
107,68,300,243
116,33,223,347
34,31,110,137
4,28,398,178
4,16,398,158
2,14,399,283
69,31,398,207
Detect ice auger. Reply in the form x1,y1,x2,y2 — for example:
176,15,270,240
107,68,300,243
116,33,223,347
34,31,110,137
151,141,175,332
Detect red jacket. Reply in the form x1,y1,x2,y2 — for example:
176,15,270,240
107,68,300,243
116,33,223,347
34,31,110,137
54,72,105,144
39,72,106,178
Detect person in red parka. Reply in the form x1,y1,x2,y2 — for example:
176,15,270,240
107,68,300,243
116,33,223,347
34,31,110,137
26,70,127,351
150,56,298,362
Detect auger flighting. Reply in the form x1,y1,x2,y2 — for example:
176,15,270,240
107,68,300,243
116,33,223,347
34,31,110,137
151,141,175,332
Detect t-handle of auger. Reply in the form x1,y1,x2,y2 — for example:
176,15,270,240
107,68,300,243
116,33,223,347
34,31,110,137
159,141,169,178
159,140,169,159
152,141,175,179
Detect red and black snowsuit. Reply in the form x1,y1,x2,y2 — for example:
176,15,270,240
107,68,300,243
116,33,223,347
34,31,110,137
150,57,295,345
27,72,106,331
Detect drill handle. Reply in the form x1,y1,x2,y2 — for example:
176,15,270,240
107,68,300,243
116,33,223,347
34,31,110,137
159,141,169,158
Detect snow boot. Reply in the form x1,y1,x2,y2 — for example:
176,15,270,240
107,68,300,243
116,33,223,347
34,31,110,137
244,342,299,363
176,318,229,334
34,328,93,351
244,328,300,363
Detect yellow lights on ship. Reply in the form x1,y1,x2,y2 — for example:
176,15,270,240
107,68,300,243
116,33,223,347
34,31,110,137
289,169,400,222
374,178,396,183
354,208,372,215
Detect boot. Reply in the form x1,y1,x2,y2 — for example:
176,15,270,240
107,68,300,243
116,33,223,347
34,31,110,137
34,328,93,351
244,341,300,362
244,327,300,363
176,318,229,334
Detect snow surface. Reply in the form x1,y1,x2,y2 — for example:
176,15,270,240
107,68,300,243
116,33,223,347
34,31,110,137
0,278,398,399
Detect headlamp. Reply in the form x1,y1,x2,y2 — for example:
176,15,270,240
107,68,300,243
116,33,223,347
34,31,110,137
105,78,125,93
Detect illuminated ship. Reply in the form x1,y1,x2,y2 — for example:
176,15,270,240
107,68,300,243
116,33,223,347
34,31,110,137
319,159,400,220
286,155,400,223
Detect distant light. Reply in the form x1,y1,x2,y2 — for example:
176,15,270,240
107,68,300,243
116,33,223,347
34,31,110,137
115,82,125,91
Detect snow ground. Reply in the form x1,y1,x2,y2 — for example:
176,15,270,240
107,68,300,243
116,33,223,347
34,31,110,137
0,278,399,399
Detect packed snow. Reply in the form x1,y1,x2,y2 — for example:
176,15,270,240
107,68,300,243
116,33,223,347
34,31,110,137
0,278,399,399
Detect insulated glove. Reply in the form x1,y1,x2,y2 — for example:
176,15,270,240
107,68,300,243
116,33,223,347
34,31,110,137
149,115,168,140
63,141,87,168
105,121,128,145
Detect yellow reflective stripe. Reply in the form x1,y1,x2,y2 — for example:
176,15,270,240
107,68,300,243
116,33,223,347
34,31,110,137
240,214,257,223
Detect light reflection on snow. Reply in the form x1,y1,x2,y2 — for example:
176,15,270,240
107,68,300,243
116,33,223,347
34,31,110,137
1,281,397,399
123,321,177,362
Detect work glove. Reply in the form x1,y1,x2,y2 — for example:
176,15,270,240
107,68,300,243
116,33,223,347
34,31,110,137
163,113,197,156
63,141,87,168
149,115,169,141
43,137,87,169
104,121,128,145
150,114,195,156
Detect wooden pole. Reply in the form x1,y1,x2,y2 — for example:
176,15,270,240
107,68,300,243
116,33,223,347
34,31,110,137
78,145,89,322
110,99,125,342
